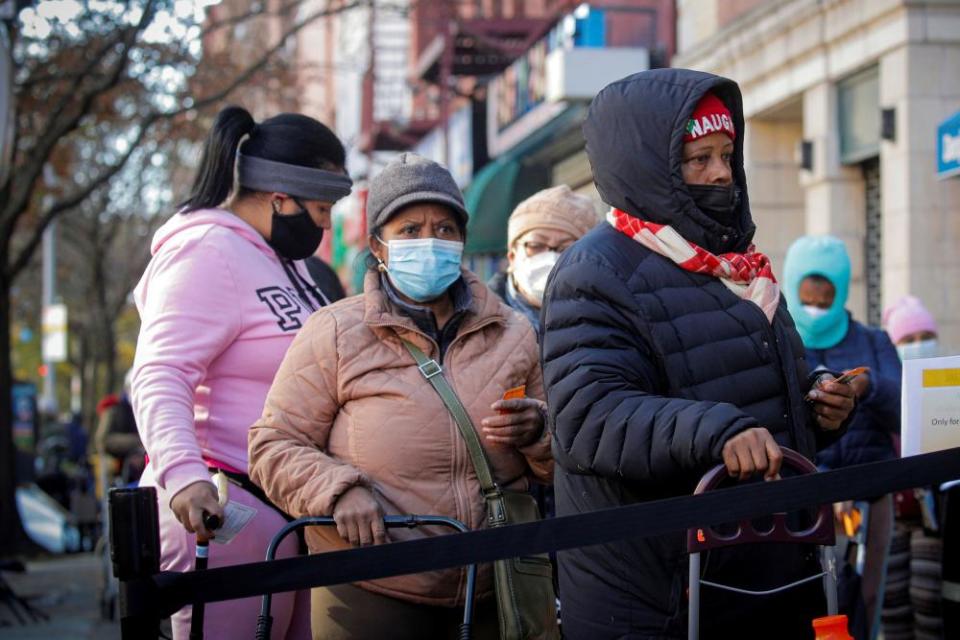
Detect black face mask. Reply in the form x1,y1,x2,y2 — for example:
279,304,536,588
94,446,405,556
688,184,740,227
268,198,324,260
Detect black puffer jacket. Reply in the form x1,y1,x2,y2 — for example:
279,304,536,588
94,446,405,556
541,69,840,639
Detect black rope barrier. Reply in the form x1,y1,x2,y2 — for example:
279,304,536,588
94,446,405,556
111,447,960,638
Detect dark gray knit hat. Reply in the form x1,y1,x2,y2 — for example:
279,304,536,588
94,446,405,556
366,153,468,234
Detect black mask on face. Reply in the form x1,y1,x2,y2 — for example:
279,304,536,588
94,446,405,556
268,198,324,260
688,184,740,227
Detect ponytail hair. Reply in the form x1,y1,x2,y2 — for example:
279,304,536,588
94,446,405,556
180,106,347,213
180,106,255,212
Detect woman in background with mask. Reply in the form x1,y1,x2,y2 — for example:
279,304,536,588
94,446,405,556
784,234,902,639
488,185,600,340
131,106,351,639
248,153,552,639
883,295,940,360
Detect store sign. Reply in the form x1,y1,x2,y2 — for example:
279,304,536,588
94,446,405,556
492,39,549,134
42,303,68,363
486,22,569,157
937,110,960,179
485,6,648,158
414,103,474,188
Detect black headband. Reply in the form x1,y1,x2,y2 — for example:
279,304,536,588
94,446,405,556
236,153,353,202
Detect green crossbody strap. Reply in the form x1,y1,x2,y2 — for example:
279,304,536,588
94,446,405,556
400,339,509,526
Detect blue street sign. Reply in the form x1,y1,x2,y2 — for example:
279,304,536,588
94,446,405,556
937,110,960,179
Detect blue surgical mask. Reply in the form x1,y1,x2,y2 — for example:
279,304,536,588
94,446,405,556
379,238,463,302
897,339,939,360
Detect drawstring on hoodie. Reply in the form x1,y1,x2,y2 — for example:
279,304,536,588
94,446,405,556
280,259,329,312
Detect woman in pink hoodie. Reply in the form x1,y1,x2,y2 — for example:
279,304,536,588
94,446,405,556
130,105,352,639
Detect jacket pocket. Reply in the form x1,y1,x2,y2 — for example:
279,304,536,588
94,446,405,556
512,554,553,578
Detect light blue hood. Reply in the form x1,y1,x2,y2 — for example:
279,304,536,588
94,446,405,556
783,235,851,349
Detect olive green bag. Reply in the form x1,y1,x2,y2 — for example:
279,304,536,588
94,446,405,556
402,339,560,640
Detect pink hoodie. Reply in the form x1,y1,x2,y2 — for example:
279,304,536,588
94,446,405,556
131,208,325,500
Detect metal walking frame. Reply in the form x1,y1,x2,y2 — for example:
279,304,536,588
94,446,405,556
687,448,839,640
254,514,478,640
255,515,477,640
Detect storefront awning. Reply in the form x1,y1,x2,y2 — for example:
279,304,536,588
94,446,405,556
463,106,585,254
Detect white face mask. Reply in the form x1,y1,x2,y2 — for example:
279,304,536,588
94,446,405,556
802,304,830,319
512,250,559,307
897,339,939,360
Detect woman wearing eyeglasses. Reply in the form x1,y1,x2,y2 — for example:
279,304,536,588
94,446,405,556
488,185,600,341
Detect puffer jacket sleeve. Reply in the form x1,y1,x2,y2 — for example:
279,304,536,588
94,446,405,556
249,309,369,518
541,257,757,484
860,328,902,434
517,333,553,483
132,240,242,500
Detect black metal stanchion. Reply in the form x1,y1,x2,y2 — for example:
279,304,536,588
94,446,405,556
109,487,162,640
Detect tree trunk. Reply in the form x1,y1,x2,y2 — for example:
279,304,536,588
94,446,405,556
101,321,117,396
0,275,34,555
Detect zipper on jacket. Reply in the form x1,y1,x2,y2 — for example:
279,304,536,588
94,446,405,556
375,316,503,603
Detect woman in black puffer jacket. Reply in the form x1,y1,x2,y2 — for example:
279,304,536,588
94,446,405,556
541,68,859,639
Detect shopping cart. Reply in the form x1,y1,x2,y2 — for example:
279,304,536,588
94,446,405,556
687,447,838,640
252,514,478,640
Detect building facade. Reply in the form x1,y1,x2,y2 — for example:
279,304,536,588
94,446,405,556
394,0,675,278
674,0,960,346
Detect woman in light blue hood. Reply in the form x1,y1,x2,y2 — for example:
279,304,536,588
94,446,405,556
784,235,902,639
783,235,851,349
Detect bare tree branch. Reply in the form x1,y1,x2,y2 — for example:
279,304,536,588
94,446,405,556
197,0,304,40
0,0,159,244
6,125,151,280
167,0,362,118
6,0,368,285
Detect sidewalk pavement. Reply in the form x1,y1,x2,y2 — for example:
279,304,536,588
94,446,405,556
0,553,119,640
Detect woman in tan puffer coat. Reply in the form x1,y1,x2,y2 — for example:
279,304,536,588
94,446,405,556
248,154,553,640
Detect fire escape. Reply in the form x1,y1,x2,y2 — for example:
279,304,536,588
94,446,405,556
359,1,580,164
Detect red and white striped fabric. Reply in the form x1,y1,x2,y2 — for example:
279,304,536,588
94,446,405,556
607,208,781,323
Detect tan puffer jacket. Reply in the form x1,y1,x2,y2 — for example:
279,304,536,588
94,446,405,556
249,269,552,607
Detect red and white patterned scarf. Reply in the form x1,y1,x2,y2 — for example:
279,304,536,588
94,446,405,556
607,208,781,323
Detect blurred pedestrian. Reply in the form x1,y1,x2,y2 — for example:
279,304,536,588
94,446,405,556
784,234,901,639
884,296,958,637
131,105,352,640
540,68,858,639
249,153,553,640
883,295,940,360
95,370,145,485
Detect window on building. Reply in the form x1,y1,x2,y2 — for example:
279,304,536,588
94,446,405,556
838,66,880,164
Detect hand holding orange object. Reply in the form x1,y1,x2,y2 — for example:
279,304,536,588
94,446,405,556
498,385,526,414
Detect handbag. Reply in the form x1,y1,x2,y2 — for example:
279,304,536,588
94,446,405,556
401,339,560,640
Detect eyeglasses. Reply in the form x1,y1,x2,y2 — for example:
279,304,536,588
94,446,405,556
520,241,574,257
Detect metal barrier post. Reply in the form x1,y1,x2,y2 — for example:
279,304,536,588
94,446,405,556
822,546,838,616
688,551,700,640
109,487,162,640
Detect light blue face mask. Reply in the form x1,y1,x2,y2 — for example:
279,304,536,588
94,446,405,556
897,339,939,360
379,237,464,302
